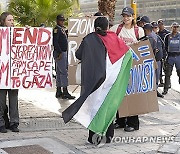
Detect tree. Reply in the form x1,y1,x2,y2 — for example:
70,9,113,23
8,0,79,26
98,0,117,21
0,3,2,14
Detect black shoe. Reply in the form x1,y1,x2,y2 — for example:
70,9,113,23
10,125,19,132
114,123,125,129
157,91,164,98
62,93,75,99
162,90,168,95
124,125,139,132
62,87,75,99
106,137,112,143
0,126,7,133
168,83,171,88
55,87,63,98
55,92,63,98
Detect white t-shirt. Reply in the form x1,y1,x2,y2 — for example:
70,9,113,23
110,24,145,45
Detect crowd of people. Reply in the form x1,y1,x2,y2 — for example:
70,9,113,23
137,16,180,96
63,7,180,144
0,6,180,147
62,7,180,144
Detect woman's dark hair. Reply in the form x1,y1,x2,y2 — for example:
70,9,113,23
0,12,12,26
94,12,103,16
131,19,136,26
94,17,108,36
40,23,45,27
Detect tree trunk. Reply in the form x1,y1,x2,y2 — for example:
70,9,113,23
98,0,117,21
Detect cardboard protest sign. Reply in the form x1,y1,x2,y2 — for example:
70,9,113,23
68,36,84,66
10,27,53,89
0,27,11,89
118,40,159,117
68,17,96,84
68,17,95,37
68,17,96,65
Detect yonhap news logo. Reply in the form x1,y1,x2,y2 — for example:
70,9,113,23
90,135,178,147
112,136,176,144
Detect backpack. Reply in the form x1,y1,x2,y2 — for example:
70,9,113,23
116,24,139,40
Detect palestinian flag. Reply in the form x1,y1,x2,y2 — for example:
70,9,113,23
63,31,132,135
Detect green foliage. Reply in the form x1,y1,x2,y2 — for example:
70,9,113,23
0,3,2,14
8,0,80,27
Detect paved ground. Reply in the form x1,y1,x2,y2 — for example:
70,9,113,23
0,71,179,154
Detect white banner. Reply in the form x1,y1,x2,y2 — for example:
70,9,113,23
0,27,53,89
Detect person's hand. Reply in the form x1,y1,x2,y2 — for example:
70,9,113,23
85,14,93,18
155,49,159,53
133,40,140,45
56,53,62,60
25,25,31,29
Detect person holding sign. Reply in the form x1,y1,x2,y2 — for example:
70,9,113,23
53,14,75,99
0,12,19,133
110,7,145,132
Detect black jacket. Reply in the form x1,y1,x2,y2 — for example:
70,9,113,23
62,32,106,123
53,25,68,58
158,28,170,41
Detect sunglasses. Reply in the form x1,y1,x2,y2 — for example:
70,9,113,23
173,26,179,28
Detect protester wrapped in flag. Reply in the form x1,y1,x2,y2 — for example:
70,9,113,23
62,17,133,139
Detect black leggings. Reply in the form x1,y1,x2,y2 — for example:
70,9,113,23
115,112,139,129
2,105,10,128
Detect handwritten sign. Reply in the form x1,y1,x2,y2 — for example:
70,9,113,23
119,40,158,117
0,27,53,89
68,17,96,65
127,44,155,95
0,27,10,89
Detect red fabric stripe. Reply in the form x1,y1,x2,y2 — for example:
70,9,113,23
98,31,129,64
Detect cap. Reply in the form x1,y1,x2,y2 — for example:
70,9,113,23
136,16,142,22
151,21,158,28
143,23,153,30
157,19,164,25
171,22,179,27
121,7,134,16
40,23,45,27
140,16,150,23
56,14,65,21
